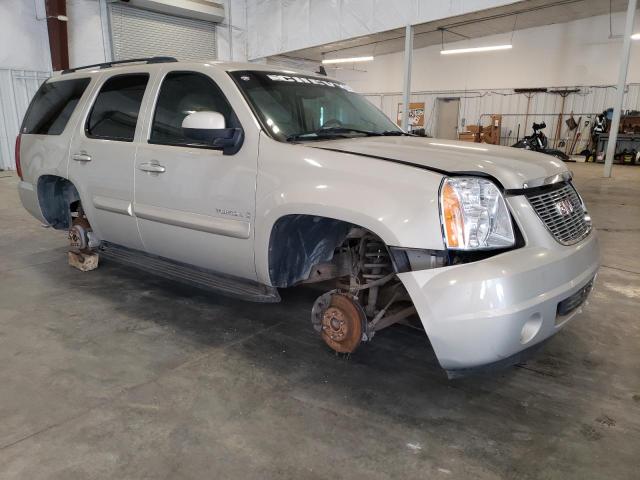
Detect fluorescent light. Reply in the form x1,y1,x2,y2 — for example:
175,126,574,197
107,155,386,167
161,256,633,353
440,44,512,55
632,33,640,40
322,56,374,64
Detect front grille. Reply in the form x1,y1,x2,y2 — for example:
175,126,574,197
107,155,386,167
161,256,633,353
525,182,592,245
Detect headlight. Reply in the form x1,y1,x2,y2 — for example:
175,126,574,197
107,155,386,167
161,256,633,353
439,177,515,250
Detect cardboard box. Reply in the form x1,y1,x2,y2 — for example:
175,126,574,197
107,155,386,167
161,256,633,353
458,132,479,142
467,125,482,134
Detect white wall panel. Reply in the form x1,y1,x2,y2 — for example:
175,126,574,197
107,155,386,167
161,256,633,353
0,70,49,170
215,0,248,61
373,0,414,32
0,0,51,71
364,83,640,153
282,0,311,54
309,0,341,46
335,12,640,93
340,0,375,38
67,0,109,68
246,0,518,59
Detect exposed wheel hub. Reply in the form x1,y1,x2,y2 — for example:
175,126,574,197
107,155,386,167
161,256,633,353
312,293,365,353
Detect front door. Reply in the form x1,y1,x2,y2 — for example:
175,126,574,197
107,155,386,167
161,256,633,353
133,68,258,280
68,72,151,250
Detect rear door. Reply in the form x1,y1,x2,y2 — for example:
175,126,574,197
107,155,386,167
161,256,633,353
133,67,258,280
68,72,151,250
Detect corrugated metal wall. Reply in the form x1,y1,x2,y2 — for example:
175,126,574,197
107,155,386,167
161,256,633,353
364,83,640,152
0,69,49,170
109,3,218,61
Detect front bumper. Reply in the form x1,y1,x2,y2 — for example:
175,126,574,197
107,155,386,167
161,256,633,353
398,231,599,374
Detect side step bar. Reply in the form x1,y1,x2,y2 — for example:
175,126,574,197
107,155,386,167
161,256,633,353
99,242,280,303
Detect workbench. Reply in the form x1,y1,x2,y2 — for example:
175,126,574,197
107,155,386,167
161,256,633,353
596,133,640,164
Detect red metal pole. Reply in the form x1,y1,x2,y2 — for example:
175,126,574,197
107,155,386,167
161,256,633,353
45,0,69,71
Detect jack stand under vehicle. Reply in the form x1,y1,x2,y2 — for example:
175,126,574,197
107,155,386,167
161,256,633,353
67,204,100,272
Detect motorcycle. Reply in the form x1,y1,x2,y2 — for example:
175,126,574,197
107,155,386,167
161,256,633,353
512,121,569,161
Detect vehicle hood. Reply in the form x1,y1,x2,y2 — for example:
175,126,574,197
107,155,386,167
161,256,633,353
308,136,568,190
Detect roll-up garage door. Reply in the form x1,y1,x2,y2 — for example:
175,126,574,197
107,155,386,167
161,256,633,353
109,3,217,61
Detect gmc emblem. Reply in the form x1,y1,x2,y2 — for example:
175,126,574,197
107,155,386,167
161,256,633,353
555,198,575,216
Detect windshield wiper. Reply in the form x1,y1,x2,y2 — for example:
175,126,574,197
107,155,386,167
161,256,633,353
379,130,413,136
286,127,409,142
286,127,381,142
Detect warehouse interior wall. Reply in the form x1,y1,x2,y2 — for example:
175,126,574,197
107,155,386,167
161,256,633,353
66,0,248,67
323,11,640,149
67,0,110,67
0,0,50,170
215,0,248,61
332,11,640,92
0,0,51,71
245,0,520,60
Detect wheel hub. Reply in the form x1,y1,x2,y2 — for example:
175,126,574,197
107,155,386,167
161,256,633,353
318,294,364,353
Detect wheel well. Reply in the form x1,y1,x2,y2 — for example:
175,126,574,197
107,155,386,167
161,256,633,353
268,215,354,288
37,175,81,230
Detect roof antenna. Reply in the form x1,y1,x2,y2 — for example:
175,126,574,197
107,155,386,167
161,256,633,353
317,55,327,76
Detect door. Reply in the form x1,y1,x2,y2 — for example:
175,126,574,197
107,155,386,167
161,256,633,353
436,98,460,139
133,69,258,280
68,73,151,250
109,3,217,61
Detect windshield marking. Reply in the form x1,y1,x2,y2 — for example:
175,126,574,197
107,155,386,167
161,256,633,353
266,74,354,91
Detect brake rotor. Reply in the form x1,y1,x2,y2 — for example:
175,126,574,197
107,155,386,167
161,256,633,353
317,293,365,353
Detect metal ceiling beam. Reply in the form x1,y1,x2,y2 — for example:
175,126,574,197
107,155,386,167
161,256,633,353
401,24,414,132
604,0,637,178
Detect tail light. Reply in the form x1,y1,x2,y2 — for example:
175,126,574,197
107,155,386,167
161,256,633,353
15,134,23,180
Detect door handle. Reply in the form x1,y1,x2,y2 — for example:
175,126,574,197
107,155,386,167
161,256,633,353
138,162,166,173
72,153,92,162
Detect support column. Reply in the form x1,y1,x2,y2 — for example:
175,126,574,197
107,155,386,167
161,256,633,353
604,0,637,178
45,0,69,71
401,24,414,132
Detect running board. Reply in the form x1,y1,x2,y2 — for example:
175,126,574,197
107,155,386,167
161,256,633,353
99,242,280,303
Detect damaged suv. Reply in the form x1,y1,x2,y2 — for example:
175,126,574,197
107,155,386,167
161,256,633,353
17,58,599,377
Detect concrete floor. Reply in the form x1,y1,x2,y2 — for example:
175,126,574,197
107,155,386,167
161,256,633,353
0,163,638,479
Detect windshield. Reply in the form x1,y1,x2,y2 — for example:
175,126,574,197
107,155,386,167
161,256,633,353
230,70,402,142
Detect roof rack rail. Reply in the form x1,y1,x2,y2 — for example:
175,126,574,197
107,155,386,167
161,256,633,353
61,57,178,75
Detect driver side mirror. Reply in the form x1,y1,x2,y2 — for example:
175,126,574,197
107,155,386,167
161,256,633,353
182,111,243,155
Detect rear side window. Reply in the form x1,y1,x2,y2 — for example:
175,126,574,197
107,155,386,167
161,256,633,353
86,74,149,142
150,71,238,146
21,78,90,135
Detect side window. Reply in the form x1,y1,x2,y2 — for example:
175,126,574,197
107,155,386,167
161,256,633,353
86,74,149,142
150,71,239,146
21,78,91,135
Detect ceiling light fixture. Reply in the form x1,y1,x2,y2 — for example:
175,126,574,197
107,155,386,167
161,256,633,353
322,56,374,64
632,33,640,40
440,44,512,55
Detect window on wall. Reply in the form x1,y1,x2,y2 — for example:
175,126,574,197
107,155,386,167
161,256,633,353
21,78,91,135
150,71,239,147
86,74,149,142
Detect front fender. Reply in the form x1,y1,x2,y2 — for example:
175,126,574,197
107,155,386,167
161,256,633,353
254,133,445,285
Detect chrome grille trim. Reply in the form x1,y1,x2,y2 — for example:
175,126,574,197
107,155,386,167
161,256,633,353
525,182,592,245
